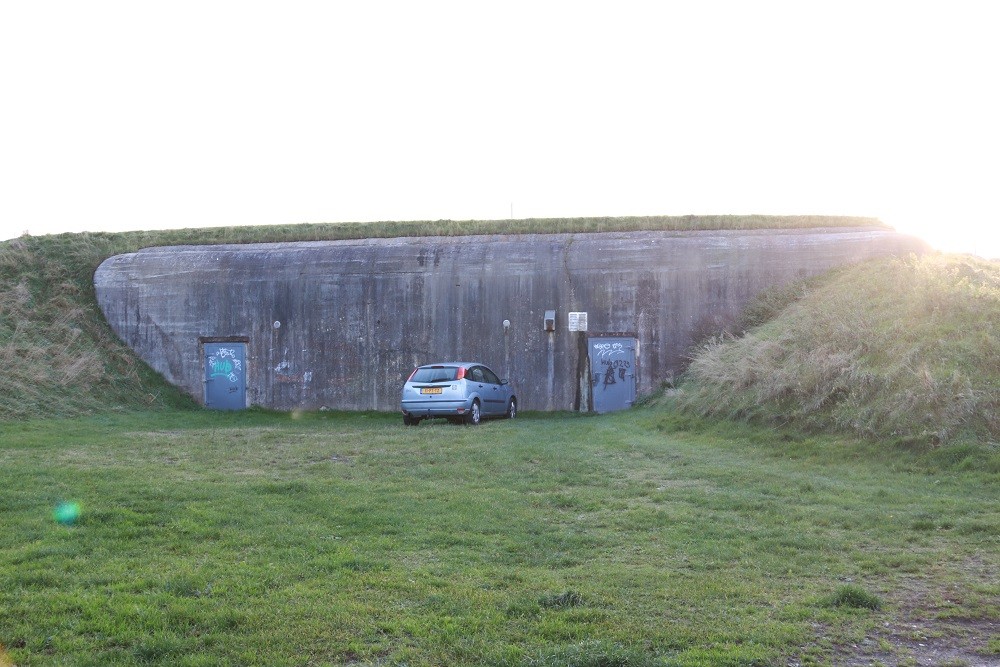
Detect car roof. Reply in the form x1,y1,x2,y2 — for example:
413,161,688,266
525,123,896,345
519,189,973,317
417,362,481,368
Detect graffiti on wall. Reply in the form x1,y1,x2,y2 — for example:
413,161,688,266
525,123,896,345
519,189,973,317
273,360,314,384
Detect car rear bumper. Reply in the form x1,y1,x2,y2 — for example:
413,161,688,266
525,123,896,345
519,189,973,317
400,398,472,417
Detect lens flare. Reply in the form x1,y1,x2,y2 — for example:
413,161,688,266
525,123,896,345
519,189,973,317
53,501,81,525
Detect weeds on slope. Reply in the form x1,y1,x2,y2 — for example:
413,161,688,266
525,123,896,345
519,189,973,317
676,253,1000,447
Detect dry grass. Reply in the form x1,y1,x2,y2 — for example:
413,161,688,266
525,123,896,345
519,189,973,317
677,253,1000,446
0,238,188,420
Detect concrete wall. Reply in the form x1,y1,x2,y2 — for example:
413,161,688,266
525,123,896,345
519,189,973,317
94,227,926,412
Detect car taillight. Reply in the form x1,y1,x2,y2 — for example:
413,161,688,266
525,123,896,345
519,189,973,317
406,368,418,382
456,367,466,379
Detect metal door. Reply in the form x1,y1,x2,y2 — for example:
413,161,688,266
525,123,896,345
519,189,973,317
589,336,637,413
204,342,246,410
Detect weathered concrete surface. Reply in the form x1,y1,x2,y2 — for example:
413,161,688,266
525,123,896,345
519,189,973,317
94,227,926,411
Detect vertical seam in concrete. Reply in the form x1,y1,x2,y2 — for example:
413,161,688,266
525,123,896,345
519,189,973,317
562,234,577,310
364,251,377,411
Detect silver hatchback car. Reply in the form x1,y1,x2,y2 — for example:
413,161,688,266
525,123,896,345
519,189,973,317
400,362,516,426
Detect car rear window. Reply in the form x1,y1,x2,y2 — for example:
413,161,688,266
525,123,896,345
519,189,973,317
411,366,460,383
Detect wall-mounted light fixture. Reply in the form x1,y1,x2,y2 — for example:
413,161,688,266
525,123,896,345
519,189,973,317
544,310,556,332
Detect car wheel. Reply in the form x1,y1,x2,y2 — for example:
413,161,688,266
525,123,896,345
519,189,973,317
465,400,481,426
403,414,420,426
506,397,517,419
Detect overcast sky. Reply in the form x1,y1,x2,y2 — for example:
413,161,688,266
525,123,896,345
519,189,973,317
2,1,997,257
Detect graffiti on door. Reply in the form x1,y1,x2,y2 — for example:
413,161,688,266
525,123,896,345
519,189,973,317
591,341,632,389
588,337,637,413
207,347,243,383
204,342,247,410
596,358,632,388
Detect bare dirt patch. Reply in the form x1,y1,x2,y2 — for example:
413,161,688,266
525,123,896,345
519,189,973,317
824,565,999,666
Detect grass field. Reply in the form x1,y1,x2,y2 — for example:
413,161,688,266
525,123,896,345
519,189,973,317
2,410,997,666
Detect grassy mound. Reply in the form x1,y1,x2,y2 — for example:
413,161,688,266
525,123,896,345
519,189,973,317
677,253,1000,446
0,235,192,420
0,215,878,420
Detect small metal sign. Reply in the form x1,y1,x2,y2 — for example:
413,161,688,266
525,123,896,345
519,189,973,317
568,311,588,332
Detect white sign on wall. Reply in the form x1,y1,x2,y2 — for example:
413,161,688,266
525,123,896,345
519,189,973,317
568,311,588,332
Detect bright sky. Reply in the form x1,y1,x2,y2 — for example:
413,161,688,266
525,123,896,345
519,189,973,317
1,1,998,257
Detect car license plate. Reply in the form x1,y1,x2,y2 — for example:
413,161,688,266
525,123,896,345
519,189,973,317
421,387,443,394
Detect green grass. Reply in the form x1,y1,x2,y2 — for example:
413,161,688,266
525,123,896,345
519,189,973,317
822,585,882,611
674,253,1000,446
2,409,997,666
0,215,880,420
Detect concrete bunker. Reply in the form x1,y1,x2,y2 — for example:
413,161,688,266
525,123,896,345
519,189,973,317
94,227,926,412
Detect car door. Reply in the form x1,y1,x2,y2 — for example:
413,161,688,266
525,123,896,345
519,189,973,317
480,365,506,415
467,366,488,412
